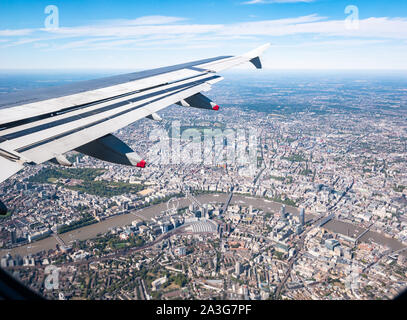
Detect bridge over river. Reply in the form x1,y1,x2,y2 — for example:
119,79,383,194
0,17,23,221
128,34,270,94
1,193,405,257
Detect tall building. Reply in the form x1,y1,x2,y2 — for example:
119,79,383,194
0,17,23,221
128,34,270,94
300,208,305,226
281,205,286,217
10,229,17,244
175,246,187,256
204,204,210,219
281,204,288,223
213,256,218,271
235,262,242,276
195,210,202,218
325,239,340,251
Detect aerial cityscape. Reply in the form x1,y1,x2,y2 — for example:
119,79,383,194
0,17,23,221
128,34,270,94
1,0,407,306
1,71,406,300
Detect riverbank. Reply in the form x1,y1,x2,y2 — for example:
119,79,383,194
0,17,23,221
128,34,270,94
1,193,405,257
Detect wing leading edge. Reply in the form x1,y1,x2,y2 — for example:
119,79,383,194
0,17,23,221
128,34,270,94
0,44,270,196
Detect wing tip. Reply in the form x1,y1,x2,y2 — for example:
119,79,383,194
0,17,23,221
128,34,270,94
242,43,271,69
243,43,271,59
250,56,262,69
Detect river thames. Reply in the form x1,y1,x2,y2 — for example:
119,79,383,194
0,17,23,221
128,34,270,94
1,193,405,257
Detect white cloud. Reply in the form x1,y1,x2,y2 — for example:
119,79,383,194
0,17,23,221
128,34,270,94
220,16,407,39
0,29,33,36
1,14,407,70
3,14,407,45
100,15,188,26
44,23,223,38
272,39,389,48
40,15,407,41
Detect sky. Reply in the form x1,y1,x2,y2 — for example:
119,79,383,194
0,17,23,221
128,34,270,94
0,0,407,70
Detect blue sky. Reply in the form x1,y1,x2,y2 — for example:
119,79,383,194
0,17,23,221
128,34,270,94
0,0,407,70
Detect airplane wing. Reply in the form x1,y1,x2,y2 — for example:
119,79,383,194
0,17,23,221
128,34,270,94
0,43,270,192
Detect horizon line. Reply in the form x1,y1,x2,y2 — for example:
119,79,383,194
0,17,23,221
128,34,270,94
1,68,407,72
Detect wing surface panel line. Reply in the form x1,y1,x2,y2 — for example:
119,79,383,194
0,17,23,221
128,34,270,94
0,74,219,142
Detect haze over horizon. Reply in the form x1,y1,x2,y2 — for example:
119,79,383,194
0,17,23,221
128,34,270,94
1,0,407,70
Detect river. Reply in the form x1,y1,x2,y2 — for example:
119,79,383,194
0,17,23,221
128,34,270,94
1,193,405,257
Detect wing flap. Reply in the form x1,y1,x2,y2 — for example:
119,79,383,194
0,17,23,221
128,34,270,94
0,68,201,126
0,44,269,126
0,155,24,184
14,80,216,164
0,73,220,152
0,44,270,180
